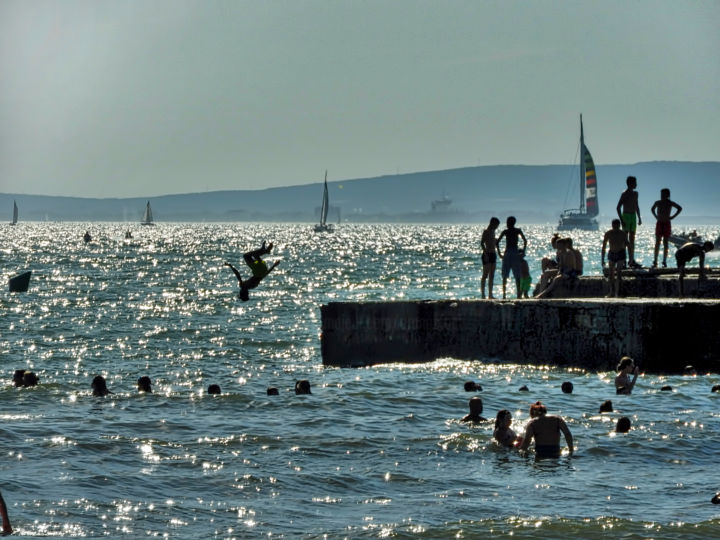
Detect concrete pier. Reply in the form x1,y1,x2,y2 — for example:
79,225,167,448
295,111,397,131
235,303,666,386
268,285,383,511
321,297,720,372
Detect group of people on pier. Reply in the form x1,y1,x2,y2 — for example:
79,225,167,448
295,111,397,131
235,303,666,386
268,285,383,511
480,176,714,299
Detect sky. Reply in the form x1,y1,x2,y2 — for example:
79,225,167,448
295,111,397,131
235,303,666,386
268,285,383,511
1,0,718,198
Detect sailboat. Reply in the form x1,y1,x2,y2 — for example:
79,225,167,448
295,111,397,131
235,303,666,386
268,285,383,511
140,201,155,226
10,200,18,225
558,115,599,231
314,171,333,232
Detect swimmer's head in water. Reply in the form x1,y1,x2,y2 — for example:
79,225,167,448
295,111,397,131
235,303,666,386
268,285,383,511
616,416,631,433
468,396,483,414
137,376,152,392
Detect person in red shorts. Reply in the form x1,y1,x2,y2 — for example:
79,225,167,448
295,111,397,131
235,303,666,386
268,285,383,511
651,188,682,268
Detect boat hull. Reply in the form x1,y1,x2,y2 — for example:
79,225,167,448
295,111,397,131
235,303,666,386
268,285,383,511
558,214,598,231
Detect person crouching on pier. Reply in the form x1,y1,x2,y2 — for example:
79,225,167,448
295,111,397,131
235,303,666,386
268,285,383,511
676,241,714,297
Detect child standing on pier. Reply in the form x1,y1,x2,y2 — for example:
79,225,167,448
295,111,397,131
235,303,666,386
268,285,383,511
651,188,683,268
616,176,642,268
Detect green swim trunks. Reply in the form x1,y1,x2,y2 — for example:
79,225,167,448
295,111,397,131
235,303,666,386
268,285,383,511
520,276,532,292
250,259,269,278
622,212,637,233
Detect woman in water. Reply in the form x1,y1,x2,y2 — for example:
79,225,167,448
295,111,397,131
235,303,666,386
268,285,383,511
493,409,521,447
615,356,640,395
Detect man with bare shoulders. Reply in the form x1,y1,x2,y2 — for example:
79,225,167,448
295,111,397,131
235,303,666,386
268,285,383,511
480,217,500,299
602,219,630,297
519,401,574,459
535,238,577,298
616,175,642,268
651,188,682,268
497,216,527,299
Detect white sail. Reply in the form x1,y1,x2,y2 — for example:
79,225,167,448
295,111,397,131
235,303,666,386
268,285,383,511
11,200,18,225
141,201,155,226
314,171,333,232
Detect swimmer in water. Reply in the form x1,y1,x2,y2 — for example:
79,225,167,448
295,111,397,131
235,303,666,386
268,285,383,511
225,241,280,301
519,401,574,458
615,356,639,395
461,396,487,423
493,409,520,447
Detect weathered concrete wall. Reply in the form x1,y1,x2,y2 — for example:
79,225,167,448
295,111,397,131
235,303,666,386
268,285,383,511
321,299,720,372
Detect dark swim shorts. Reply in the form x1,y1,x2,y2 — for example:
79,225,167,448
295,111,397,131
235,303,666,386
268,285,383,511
481,252,497,265
535,445,561,459
608,249,626,264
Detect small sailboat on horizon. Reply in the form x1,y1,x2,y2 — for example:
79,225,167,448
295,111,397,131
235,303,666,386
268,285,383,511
10,200,18,226
558,114,599,231
141,201,155,226
314,171,334,233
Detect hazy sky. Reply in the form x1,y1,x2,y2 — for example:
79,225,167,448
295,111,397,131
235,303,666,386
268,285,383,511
1,0,718,198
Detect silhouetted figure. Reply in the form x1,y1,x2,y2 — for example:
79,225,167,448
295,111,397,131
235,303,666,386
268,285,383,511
225,241,280,301
207,384,222,395
601,219,630,297
295,380,312,395
480,217,500,299
651,188,682,268
137,376,152,393
494,409,520,447
561,381,573,394
615,356,639,395
616,175,642,267
83,230,92,243
464,381,482,392
461,396,487,423
91,375,111,396
497,216,527,299
616,416,631,433
519,401,574,458
676,241,714,297
22,372,38,387
599,400,614,413
13,369,26,387
267,387,279,396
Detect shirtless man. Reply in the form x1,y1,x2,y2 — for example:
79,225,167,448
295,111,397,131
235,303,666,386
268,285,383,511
676,241,714,297
225,241,280,301
497,216,527,299
601,219,630,297
519,401,574,458
461,396,487,423
651,188,682,268
480,217,500,299
616,176,642,268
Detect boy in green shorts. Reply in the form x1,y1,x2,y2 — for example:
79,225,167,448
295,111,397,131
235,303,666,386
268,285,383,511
519,250,532,298
616,175,642,268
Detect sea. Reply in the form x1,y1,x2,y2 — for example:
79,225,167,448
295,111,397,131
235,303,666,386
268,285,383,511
2,222,720,539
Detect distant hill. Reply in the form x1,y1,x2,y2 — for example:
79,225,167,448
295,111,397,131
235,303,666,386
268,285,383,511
2,161,719,224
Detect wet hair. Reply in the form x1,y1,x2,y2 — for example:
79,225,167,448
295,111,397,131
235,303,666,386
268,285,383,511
616,416,631,433
626,175,637,187
529,401,547,417
91,375,110,396
468,396,483,414
295,380,311,395
561,381,573,394
599,400,613,413
22,372,39,387
239,287,250,302
703,241,714,252
13,369,26,387
507,216,517,227
611,218,621,228
137,376,152,393
207,384,221,395
464,381,482,392
617,356,634,372
266,386,279,396
489,217,500,226
660,385,673,392
661,188,670,198
494,409,511,429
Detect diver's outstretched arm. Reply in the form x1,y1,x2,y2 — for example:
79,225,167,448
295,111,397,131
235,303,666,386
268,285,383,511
225,262,243,284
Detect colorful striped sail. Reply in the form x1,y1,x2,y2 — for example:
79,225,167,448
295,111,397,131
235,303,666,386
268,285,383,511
583,143,598,217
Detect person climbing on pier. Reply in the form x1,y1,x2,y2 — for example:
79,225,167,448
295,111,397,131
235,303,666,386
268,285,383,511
226,241,280,301
651,188,682,268
616,175,642,268
676,241,714,297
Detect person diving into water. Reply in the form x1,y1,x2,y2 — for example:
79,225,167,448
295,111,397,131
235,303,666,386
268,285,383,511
225,241,280,301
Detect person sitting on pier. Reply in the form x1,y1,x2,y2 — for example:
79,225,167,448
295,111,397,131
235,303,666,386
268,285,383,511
461,396,487,423
493,409,520,447
601,219,630,298
541,233,561,272
534,237,566,296
480,217,500,299
497,216,527,299
535,238,578,298
566,238,583,276
225,241,280,301
651,188,682,268
676,241,714,297
518,401,574,458
615,356,639,395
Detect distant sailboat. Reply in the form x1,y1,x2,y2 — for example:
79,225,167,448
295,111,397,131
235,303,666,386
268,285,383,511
558,115,599,231
314,171,333,233
141,201,155,226
10,200,18,225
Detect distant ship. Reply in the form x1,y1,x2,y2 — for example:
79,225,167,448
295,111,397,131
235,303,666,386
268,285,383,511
314,171,334,233
558,115,599,231
431,194,452,212
141,201,155,226
10,200,18,225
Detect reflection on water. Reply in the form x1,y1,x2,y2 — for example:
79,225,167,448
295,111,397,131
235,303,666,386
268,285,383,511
1,223,720,537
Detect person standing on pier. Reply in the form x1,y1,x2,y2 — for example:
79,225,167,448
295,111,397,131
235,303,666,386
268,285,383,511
480,217,500,299
616,176,642,268
651,188,682,268
601,219,630,297
676,241,714,297
497,216,527,299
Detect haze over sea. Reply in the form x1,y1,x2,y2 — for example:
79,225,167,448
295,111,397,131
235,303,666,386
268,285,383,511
3,222,720,538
